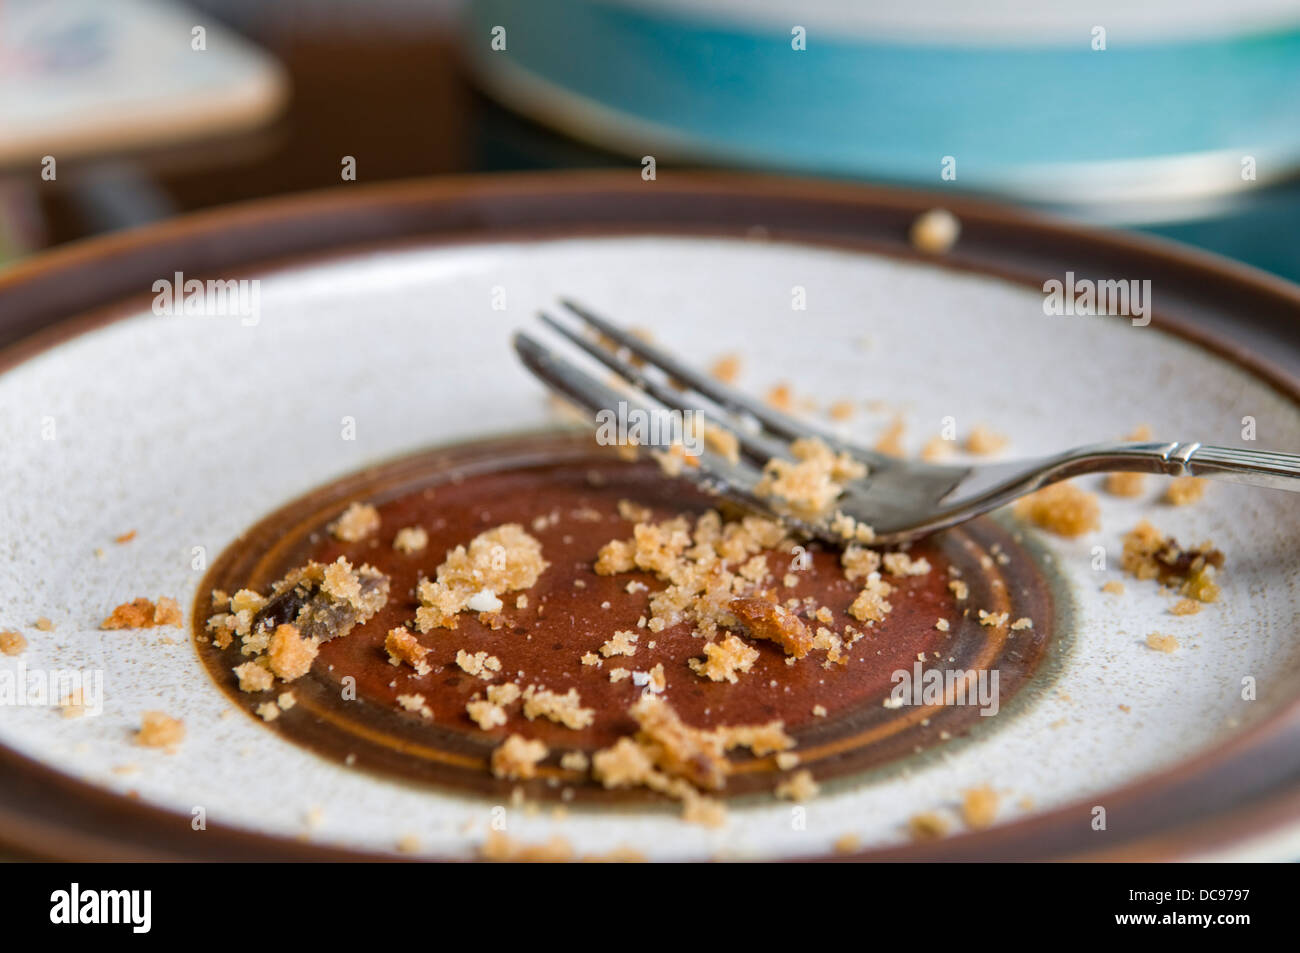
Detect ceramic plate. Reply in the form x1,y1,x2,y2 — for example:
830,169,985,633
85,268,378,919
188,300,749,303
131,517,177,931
1,174,1298,860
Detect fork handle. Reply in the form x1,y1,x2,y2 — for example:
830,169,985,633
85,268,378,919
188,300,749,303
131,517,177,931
1064,441,1300,493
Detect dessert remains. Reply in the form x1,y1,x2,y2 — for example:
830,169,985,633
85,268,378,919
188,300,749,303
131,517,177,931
191,413,1228,835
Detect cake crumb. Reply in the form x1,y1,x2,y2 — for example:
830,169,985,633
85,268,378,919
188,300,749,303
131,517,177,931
256,702,281,722
709,354,741,384
754,437,867,520
134,711,184,750
920,436,953,461
1165,477,1207,506
522,685,594,729
908,811,949,840
874,415,906,457
1109,427,1152,498
467,698,509,730
456,649,502,679
775,769,819,802
961,786,999,829
1102,580,1125,595
560,751,590,772
0,630,26,656
384,626,431,675
834,833,862,854
935,618,950,633
392,526,429,554
964,424,1008,455
828,400,855,421
764,383,794,412
1105,472,1145,498
101,597,183,630
59,688,87,719
1146,632,1179,653
599,630,639,658
909,208,960,254
487,683,521,706
848,575,893,624
1170,598,1202,616
479,831,577,862
209,556,388,655
883,552,931,577
233,660,274,693
703,424,741,465
416,523,548,631
267,624,319,681
34,617,54,632
491,734,548,779
731,597,815,658
1015,482,1100,537
689,634,760,683
591,695,787,823
330,501,380,542
396,692,433,719
644,662,667,694
1121,520,1223,602
1010,616,1033,631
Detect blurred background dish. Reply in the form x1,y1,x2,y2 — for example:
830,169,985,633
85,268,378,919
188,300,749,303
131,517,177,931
3,0,1300,280
467,0,1300,218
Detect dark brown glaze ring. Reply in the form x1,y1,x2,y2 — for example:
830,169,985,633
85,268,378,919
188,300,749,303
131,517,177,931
193,432,1058,806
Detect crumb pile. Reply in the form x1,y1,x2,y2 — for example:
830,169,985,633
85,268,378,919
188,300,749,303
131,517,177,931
1014,482,1100,537
1120,520,1223,602
591,694,792,826
184,401,1233,842
207,555,390,706
415,523,548,630
201,486,936,824
754,437,867,521
101,597,183,630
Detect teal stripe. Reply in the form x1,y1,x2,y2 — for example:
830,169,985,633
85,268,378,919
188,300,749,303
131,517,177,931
471,0,1300,186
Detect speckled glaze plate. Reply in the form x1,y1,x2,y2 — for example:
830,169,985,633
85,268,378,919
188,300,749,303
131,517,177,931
1,174,1299,861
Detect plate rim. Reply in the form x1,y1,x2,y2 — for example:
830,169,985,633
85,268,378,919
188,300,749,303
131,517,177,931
1,170,1299,861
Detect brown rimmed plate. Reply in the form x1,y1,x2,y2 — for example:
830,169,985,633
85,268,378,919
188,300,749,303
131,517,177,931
0,172,1298,861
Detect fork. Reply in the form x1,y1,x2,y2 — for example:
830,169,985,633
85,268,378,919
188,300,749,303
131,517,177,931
513,300,1300,545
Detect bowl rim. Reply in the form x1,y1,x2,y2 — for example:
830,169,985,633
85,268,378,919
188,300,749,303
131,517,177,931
1,169,1299,861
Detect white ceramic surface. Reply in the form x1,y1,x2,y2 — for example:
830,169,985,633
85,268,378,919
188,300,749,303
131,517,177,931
1,235,1297,859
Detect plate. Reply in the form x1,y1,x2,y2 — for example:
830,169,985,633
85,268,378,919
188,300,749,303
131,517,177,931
1,173,1298,860
466,0,1300,213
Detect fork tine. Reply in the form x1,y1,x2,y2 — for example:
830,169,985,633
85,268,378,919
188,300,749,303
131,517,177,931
536,310,792,467
558,297,879,462
512,331,772,503
514,330,652,435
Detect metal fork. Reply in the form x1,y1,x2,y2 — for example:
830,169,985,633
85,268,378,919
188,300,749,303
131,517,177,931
513,300,1300,545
